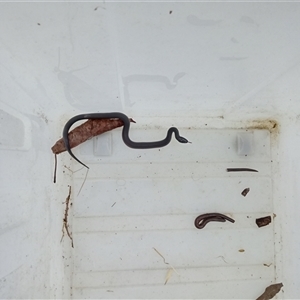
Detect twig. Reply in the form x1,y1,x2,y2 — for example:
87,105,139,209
153,247,168,264
153,247,179,285
77,168,89,196
63,165,84,174
53,154,57,183
61,186,74,248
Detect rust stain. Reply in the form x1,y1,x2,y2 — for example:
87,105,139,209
246,119,278,134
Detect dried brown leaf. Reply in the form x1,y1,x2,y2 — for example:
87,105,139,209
256,283,283,300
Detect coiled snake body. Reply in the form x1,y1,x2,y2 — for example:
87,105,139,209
63,112,189,168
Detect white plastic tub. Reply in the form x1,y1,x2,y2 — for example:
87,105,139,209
1,1,300,299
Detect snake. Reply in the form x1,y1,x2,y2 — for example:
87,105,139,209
63,112,189,169
194,213,235,229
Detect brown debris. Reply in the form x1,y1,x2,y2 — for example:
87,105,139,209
256,283,283,300
241,188,250,197
61,186,74,248
263,263,272,267
52,118,135,154
256,216,272,228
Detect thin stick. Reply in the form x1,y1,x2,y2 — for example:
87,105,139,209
53,154,57,183
153,247,168,264
77,168,89,196
153,247,179,275
64,165,85,174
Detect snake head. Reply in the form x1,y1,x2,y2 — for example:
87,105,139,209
177,136,190,144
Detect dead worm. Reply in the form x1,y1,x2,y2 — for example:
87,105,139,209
227,168,258,172
194,213,235,229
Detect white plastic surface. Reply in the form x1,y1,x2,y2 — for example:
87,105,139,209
1,1,300,299
237,132,254,156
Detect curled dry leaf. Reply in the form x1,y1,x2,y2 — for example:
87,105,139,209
52,118,135,154
256,216,272,228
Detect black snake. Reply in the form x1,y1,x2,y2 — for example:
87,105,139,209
63,112,189,168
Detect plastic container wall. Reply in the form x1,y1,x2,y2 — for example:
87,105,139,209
1,2,300,299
